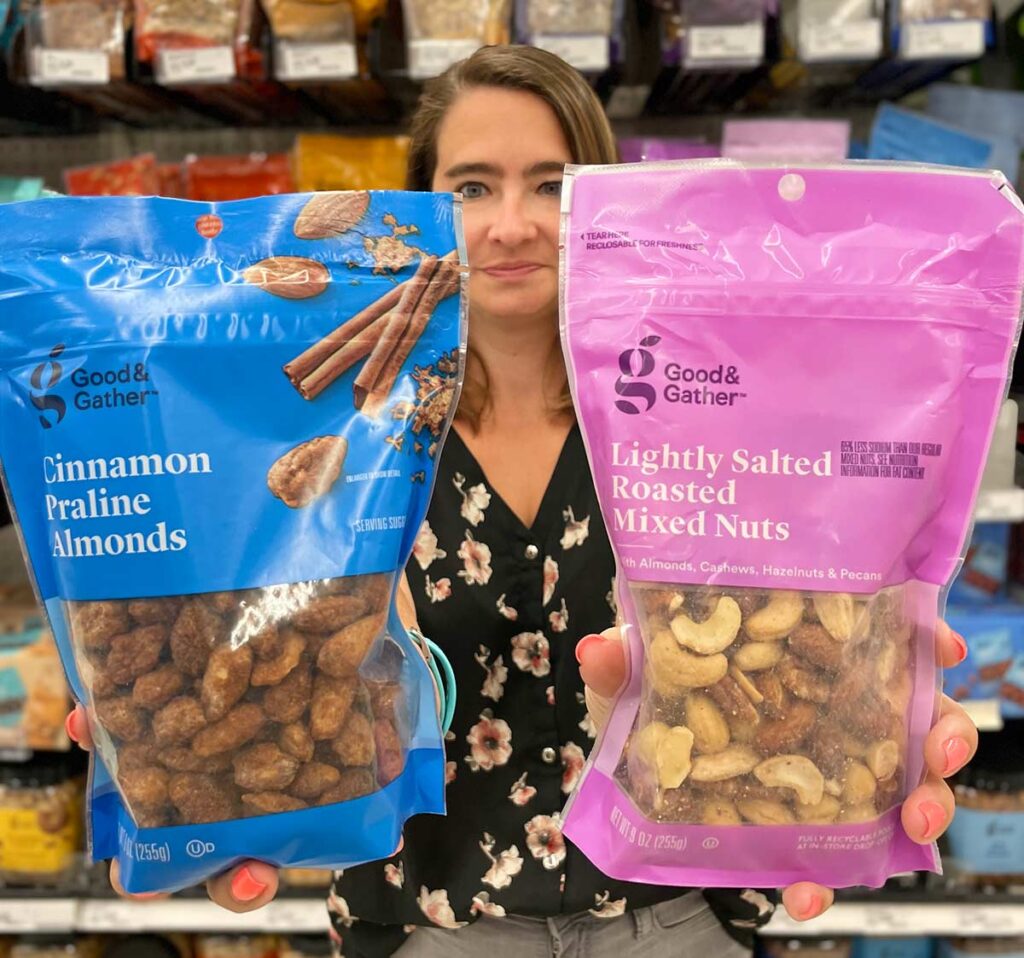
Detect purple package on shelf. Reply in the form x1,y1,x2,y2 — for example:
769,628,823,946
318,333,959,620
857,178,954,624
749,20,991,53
618,139,720,164
559,159,1024,888
722,119,850,162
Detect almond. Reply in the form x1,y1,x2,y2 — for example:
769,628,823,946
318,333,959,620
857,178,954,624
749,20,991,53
294,191,370,239
244,256,329,299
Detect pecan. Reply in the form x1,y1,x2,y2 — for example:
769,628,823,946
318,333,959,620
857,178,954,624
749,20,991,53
777,655,832,704
267,436,347,508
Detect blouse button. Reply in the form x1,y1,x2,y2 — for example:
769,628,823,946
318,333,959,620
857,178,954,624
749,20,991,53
541,747,557,764
524,544,540,560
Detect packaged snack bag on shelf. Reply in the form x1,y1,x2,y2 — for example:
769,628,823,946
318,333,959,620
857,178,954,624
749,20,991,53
24,0,127,85
184,153,295,201
895,0,992,60
515,0,617,72
680,0,766,69
293,134,409,192
722,119,850,163
134,0,242,82
559,160,1024,887
400,0,508,80
618,139,719,163
63,154,159,197
0,190,466,892
262,0,358,79
791,0,884,63
156,163,185,198
0,178,44,203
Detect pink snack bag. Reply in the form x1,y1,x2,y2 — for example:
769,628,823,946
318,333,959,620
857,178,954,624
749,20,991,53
559,160,1024,888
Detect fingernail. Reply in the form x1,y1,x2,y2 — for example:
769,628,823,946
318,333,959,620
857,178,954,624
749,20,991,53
575,634,603,664
132,892,161,901
950,631,968,665
797,893,822,920
231,866,268,902
64,711,80,744
943,737,970,776
918,801,947,841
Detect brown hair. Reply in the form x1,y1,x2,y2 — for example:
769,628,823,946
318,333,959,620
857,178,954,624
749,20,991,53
406,45,619,431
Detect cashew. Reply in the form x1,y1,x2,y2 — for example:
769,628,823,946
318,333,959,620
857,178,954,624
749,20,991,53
838,801,878,823
842,760,877,804
866,740,900,781
648,630,729,695
795,795,841,824
668,593,685,615
737,799,796,825
632,721,695,789
701,799,742,825
729,665,764,705
813,593,862,642
690,745,760,782
754,755,825,806
841,733,869,759
733,642,784,672
825,777,843,798
744,592,804,641
670,597,741,655
685,693,730,754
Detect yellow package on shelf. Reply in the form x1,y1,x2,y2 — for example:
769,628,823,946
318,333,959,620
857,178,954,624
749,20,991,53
292,133,410,192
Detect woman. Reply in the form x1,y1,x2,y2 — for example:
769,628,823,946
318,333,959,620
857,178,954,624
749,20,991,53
68,44,976,958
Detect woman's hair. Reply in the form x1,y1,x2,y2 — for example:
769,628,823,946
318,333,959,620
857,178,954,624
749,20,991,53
405,45,619,430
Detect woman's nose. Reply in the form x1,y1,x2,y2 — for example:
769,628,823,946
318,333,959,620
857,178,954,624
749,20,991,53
487,195,538,247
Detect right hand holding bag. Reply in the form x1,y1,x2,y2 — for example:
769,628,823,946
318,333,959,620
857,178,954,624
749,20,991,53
559,161,1024,888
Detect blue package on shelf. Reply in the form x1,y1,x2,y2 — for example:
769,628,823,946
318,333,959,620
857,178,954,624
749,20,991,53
948,523,1011,605
868,103,995,168
927,84,1023,184
853,938,935,958
943,605,1024,702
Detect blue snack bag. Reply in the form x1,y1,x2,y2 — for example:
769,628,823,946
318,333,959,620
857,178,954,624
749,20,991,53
0,191,465,893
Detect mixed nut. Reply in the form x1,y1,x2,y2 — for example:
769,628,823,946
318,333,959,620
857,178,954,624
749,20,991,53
68,573,407,827
621,585,913,826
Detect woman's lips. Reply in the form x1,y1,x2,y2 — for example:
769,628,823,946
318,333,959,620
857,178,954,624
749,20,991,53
481,263,543,280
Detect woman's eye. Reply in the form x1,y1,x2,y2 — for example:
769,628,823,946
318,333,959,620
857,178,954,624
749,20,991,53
457,182,488,199
539,181,563,197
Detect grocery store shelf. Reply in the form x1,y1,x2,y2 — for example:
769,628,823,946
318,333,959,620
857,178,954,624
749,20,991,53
764,902,1024,937
974,488,1024,523
0,896,327,934
961,698,1005,731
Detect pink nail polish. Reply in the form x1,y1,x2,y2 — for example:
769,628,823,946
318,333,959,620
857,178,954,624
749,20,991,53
950,631,968,665
575,634,603,664
231,866,268,902
64,711,80,744
798,894,822,920
918,801,947,841
943,737,970,776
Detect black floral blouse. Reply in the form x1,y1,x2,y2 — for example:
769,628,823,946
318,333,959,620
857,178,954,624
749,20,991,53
328,423,776,957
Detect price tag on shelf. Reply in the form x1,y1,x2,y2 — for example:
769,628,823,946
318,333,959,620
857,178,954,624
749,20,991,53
0,898,77,933
156,46,236,85
29,48,109,86
961,699,1003,732
687,22,765,64
407,39,481,80
531,34,609,72
901,19,985,60
276,40,357,81
800,18,882,61
974,487,1024,522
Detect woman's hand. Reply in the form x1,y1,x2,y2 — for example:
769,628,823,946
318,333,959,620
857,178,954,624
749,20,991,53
575,619,977,923
65,704,280,912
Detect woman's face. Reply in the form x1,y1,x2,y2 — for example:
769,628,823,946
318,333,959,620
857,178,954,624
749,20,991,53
431,86,572,327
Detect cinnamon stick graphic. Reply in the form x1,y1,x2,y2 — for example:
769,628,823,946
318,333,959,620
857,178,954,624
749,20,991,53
282,250,462,402
353,254,439,410
297,315,388,400
284,285,404,388
360,259,462,418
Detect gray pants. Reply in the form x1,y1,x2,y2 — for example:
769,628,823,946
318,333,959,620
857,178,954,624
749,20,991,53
393,891,752,958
